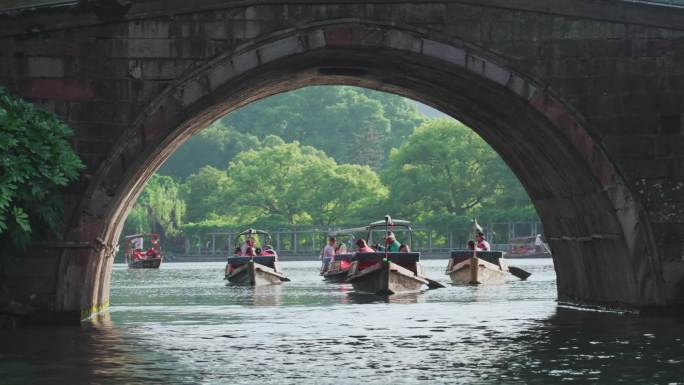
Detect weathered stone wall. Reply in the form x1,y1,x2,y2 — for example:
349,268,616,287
1,0,683,322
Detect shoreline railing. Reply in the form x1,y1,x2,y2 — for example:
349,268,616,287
173,221,544,257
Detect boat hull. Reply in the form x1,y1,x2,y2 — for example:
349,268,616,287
321,255,354,283
447,256,508,285
322,268,350,283
127,257,162,269
347,259,428,295
225,260,289,286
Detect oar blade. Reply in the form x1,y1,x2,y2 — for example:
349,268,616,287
425,277,446,289
509,266,531,281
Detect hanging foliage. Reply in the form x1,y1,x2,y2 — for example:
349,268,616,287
123,175,186,237
0,86,84,248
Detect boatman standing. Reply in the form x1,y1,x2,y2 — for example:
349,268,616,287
380,232,401,252
323,237,336,258
475,231,491,251
534,234,543,253
321,237,336,271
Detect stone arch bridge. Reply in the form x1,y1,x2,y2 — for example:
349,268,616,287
1,0,684,322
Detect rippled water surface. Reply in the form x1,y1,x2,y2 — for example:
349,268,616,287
2,259,684,384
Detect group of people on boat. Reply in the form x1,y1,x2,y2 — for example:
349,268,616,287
128,236,161,260
322,231,411,260
234,236,276,257
466,231,491,251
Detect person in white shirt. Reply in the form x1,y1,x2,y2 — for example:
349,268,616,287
322,237,336,259
534,234,543,252
320,237,336,273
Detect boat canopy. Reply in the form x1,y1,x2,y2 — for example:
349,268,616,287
328,227,367,237
235,228,271,242
124,233,160,240
366,218,413,246
124,233,161,254
510,235,542,244
367,219,412,229
238,228,270,236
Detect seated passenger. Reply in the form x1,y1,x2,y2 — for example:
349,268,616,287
133,250,144,260
398,244,410,252
467,240,476,250
356,238,375,253
335,243,347,255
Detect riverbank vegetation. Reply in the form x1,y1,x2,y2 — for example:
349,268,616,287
124,86,537,246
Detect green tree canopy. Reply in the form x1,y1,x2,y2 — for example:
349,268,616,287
160,86,425,178
382,118,534,225
181,165,231,223
159,125,261,179
0,87,84,247
182,141,388,228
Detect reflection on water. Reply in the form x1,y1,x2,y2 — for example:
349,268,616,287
1,259,683,384
345,291,426,305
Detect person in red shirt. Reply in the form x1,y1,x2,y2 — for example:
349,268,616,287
355,238,376,253
475,232,490,251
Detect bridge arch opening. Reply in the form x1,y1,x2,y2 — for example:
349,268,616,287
63,23,661,321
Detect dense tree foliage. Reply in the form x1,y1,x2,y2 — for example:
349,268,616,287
0,87,84,247
181,166,232,223
181,141,387,228
383,119,535,228
160,86,424,178
159,126,261,179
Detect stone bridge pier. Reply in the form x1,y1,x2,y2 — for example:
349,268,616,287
1,0,684,322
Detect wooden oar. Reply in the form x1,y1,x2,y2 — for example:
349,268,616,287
508,266,531,280
425,277,445,289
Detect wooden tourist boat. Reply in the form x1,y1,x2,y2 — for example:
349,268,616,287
346,217,444,295
124,233,163,269
320,227,365,282
347,252,430,295
506,235,552,259
446,250,509,285
446,219,532,284
224,229,290,286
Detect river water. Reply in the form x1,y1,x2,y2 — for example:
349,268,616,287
2,259,684,384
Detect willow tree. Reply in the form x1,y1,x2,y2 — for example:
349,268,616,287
124,175,186,237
